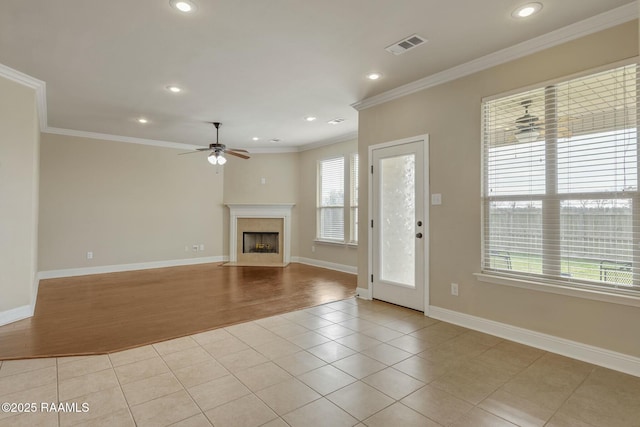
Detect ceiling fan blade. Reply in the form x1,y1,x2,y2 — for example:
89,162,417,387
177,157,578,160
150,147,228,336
226,150,250,159
178,148,209,155
226,148,249,153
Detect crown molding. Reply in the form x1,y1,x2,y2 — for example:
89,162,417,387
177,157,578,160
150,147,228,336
43,126,200,151
42,126,358,154
249,130,358,153
0,63,48,130
298,131,359,152
246,146,301,154
352,2,639,111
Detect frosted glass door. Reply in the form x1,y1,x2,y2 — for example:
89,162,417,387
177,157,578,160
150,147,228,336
380,154,416,287
372,139,426,311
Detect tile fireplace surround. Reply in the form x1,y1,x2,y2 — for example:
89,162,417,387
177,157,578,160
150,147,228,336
226,204,294,267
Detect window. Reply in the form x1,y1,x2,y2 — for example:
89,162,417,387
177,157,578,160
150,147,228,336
350,153,359,243
318,157,345,241
482,63,639,295
317,154,359,244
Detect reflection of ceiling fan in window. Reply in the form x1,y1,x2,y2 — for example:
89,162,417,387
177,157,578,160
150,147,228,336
180,122,250,165
513,99,573,143
515,100,542,143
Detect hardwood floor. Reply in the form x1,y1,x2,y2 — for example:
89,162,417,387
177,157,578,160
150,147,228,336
0,263,356,360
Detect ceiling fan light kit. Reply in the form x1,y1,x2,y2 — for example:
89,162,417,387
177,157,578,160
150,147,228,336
208,152,227,165
179,122,250,165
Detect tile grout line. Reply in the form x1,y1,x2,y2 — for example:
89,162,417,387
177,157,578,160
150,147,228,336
143,342,203,426
170,337,228,425
209,308,365,422
181,319,312,425
467,341,550,426
545,364,599,427
323,300,434,424
106,350,138,426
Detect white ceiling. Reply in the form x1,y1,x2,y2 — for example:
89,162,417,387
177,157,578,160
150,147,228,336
0,0,635,150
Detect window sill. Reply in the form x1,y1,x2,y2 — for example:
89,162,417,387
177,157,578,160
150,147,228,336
474,272,640,308
314,239,346,247
314,239,358,248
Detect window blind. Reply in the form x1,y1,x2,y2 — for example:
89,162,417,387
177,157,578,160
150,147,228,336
482,63,639,294
350,153,359,243
318,157,345,241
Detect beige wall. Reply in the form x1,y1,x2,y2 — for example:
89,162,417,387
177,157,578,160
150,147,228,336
222,153,299,257
358,21,640,356
38,138,360,272
298,140,358,267
39,133,224,270
0,76,39,312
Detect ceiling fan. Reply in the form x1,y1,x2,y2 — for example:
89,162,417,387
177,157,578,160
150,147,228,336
514,100,542,143
512,99,572,143
180,122,250,165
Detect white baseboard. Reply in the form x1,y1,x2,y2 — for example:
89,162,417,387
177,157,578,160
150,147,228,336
429,306,640,378
0,304,34,327
292,256,357,275
31,273,40,315
356,287,371,300
38,256,227,280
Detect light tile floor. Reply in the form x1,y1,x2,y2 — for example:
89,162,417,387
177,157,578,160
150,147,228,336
0,297,638,427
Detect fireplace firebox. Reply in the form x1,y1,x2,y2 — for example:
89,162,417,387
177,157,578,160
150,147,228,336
243,232,279,254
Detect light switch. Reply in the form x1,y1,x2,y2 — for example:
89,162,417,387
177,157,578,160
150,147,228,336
261,177,266,185
431,193,442,205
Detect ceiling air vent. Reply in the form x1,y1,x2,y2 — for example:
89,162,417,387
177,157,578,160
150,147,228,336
385,34,427,55
328,118,345,125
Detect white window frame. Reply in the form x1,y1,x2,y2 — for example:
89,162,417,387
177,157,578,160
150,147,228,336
478,59,640,308
349,153,359,244
316,154,359,246
317,156,345,243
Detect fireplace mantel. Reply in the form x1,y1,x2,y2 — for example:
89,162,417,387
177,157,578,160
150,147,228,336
226,203,294,266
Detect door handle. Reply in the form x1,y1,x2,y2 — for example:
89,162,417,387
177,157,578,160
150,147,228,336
416,233,423,238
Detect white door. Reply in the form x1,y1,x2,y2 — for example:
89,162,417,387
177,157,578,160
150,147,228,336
371,138,427,311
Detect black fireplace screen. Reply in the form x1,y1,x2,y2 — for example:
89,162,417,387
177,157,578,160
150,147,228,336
243,232,279,254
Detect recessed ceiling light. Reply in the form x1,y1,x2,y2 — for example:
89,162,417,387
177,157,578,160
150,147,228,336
367,72,383,80
138,118,148,124
305,116,317,122
328,118,346,125
252,137,260,141
512,2,542,18
166,85,182,93
170,0,196,13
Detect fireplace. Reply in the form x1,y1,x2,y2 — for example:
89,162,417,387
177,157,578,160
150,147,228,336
226,204,294,267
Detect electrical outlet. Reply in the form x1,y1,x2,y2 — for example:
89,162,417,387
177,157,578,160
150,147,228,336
451,283,459,296
184,246,189,252
192,245,198,252
199,244,205,251
311,245,316,253
87,251,93,260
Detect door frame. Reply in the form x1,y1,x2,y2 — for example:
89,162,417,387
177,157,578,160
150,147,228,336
368,134,430,315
